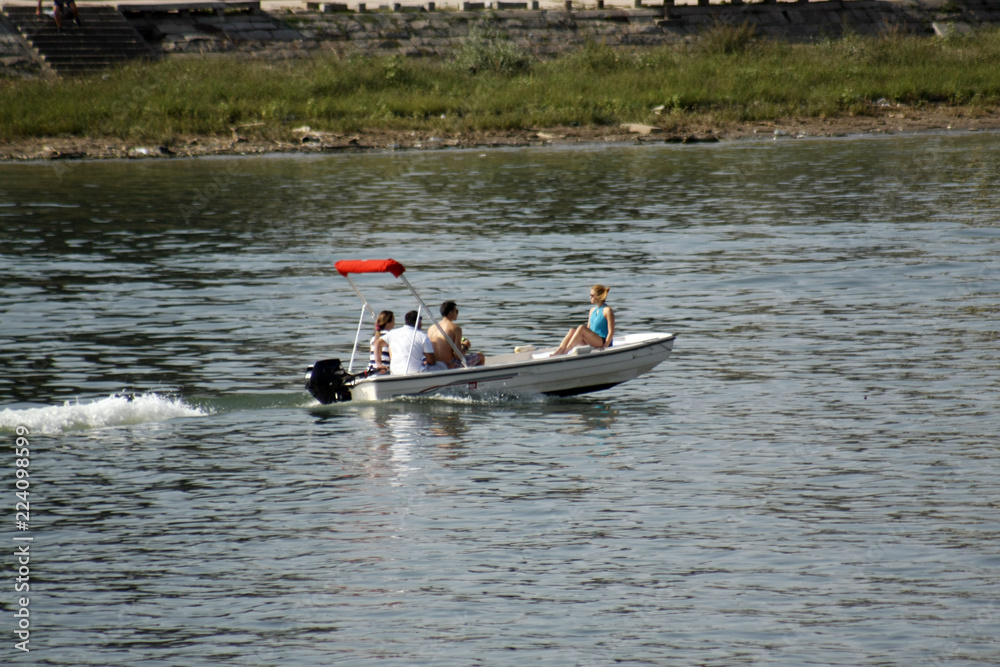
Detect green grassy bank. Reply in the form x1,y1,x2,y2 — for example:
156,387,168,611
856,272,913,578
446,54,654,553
3,25,1000,144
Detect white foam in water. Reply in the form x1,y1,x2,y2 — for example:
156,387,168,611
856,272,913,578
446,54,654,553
0,393,208,435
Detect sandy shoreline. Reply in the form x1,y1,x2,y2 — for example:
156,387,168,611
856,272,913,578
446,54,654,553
3,106,999,161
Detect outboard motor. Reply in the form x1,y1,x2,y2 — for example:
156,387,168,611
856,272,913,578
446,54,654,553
305,359,354,404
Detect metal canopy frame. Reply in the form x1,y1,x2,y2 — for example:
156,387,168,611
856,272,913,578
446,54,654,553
340,262,468,374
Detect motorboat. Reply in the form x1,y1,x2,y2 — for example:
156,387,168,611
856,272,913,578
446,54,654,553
305,259,676,404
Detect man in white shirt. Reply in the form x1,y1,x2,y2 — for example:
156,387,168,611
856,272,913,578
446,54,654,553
382,310,446,375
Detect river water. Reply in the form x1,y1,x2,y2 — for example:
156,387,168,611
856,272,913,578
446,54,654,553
1,132,998,666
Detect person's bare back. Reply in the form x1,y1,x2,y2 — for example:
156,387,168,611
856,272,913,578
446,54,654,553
429,316,462,366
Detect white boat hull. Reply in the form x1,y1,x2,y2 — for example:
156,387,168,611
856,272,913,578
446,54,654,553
338,333,675,402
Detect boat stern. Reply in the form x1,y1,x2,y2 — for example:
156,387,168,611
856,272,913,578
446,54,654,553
305,359,356,404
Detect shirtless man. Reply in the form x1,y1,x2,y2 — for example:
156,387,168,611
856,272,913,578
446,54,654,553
428,301,485,369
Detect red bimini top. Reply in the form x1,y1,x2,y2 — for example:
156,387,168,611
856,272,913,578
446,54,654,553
334,259,406,278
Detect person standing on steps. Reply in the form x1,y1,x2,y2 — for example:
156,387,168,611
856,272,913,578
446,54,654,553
37,0,82,31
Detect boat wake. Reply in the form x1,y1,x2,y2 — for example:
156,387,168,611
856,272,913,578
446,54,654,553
306,388,551,410
391,391,549,406
0,393,208,435
0,388,599,436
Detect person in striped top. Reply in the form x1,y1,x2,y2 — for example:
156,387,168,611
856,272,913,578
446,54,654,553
369,310,394,373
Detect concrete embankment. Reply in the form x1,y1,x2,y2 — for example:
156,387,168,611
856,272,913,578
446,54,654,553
2,0,1000,77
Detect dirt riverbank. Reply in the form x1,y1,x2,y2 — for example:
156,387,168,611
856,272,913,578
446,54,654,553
3,105,999,161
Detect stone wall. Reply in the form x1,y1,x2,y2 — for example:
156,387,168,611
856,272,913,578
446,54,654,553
290,7,678,58
279,1,932,59
0,13,42,76
121,0,1000,62
123,4,303,55
4,0,1000,75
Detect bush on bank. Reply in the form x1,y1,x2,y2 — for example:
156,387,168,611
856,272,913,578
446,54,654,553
2,26,1000,143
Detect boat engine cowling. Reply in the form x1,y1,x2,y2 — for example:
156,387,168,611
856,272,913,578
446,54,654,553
305,359,354,404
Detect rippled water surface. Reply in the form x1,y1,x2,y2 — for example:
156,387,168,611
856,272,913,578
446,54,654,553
1,133,999,666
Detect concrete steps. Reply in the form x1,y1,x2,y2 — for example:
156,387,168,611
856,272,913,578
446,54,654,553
4,5,154,75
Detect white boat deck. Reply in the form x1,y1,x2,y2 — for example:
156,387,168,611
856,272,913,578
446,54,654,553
483,333,665,367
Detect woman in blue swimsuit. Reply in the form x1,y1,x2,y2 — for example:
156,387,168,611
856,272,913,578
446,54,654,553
553,284,615,355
